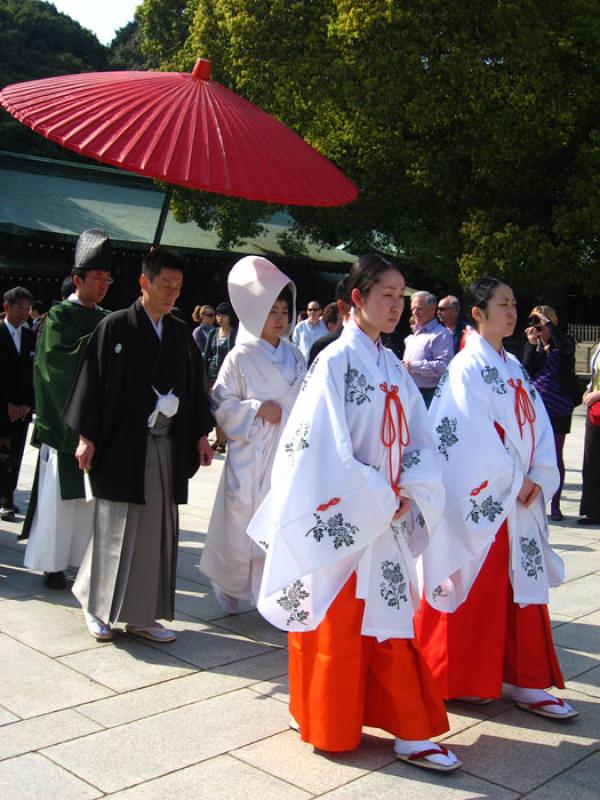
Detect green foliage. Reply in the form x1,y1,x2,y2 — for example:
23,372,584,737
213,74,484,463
136,0,600,293
108,20,159,71
0,0,108,159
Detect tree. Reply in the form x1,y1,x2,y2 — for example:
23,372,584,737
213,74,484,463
0,0,108,158
137,0,600,294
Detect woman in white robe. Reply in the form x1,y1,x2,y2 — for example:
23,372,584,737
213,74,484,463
248,255,460,772
417,276,577,720
200,256,305,612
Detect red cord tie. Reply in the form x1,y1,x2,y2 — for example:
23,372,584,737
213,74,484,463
316,498,341,512
470,480,489,497
508,378,536,468
379,383,410,497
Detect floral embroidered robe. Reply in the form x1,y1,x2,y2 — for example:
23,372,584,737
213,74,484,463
422,332,563,612
200,340,305,600
248,321,445,641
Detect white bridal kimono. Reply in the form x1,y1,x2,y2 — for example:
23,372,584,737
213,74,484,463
422,332,563,612
248,320,445,641
200,256,305,603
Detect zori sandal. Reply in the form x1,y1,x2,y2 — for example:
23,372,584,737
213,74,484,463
516,697,578,720
395,743,462,772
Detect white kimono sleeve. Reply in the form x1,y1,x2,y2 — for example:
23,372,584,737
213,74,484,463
248,354,398,632
211,352,262,442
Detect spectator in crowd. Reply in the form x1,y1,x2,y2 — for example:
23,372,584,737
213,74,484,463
437,295,469,355
60,276,76,301
418,276,576,722
205,302,238,453
29,300,45,331
201,256,305,613
192,304,216,352
23,229,112,589
307,280,351,367
0,287,35,521
292,300,327,361
65,247,213,642
403,291,453,407
296,310,308,324
578,340,600,525
523,306,578,521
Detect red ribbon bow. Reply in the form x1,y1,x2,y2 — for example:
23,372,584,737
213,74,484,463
508,378,536,468
380,383,410,497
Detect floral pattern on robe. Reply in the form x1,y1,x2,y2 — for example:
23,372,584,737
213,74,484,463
248,322,445,641
422,332,564,612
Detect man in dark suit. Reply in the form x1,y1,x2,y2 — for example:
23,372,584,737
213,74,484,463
0,287,36,521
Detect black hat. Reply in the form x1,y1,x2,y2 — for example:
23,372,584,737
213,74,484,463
72,229,112,276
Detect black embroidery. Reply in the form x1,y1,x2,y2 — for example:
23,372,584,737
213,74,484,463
402,449,421,469
344,366,374,405
283,421,310,464
431,585,444,602
466,495,504,524
436,416,458,460
416,511,426,528
301,357,319,392
277,580,310,626
521,368,538,401
258,540,269,551
306,511,358,549
380,560,408,608
520,537,544,579
481,365,507,394
433,369,449,398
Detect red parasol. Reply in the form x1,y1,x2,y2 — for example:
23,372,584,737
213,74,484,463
1,59,356,245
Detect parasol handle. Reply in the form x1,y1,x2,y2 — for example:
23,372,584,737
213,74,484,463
192,59,212,81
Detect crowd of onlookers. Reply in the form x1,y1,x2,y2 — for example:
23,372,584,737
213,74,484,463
0,272,598,557
190,284,597,526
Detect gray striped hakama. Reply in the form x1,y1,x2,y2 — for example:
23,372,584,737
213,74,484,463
73,414,179,626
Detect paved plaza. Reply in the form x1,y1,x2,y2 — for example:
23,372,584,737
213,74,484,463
0,409,598,799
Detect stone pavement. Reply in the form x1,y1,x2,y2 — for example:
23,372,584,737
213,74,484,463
0,410,598,799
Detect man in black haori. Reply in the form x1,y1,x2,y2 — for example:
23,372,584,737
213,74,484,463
65,248,214,641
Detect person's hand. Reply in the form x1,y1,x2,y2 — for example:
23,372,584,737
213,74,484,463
403,360,412,373
18,405,31,420
583,390,600,407
393,495,411,520
75,435,95,471
256,401,282,425
7,403,20,423
198,435,213,466
517,475,541,507
525,326,540,345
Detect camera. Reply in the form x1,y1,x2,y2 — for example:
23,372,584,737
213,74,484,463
526,314,542,328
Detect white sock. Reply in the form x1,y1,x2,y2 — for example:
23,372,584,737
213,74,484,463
508,686,573,715
394,738,458,766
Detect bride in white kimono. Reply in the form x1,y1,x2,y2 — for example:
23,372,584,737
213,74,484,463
416,276,577,720
200,256,305,612
248,255,460,772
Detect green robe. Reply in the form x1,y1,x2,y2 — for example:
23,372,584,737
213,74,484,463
26,300,109,518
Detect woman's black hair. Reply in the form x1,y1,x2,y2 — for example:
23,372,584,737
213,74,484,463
277,286,294,324
463,276,506,329
216,301,238,328
346,254,404,305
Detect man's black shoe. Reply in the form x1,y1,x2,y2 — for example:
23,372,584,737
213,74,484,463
43,571,67,589
577,517,600,526
0,507,16,522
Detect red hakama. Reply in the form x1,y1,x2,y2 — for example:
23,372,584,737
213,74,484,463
289,573,449,752
415,521,564,699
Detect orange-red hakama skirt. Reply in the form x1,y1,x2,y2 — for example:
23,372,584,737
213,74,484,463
415,521,565,699
288,573,449,752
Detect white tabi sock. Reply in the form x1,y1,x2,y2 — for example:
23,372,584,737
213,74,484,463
393,738,458,767
508,685,574,715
